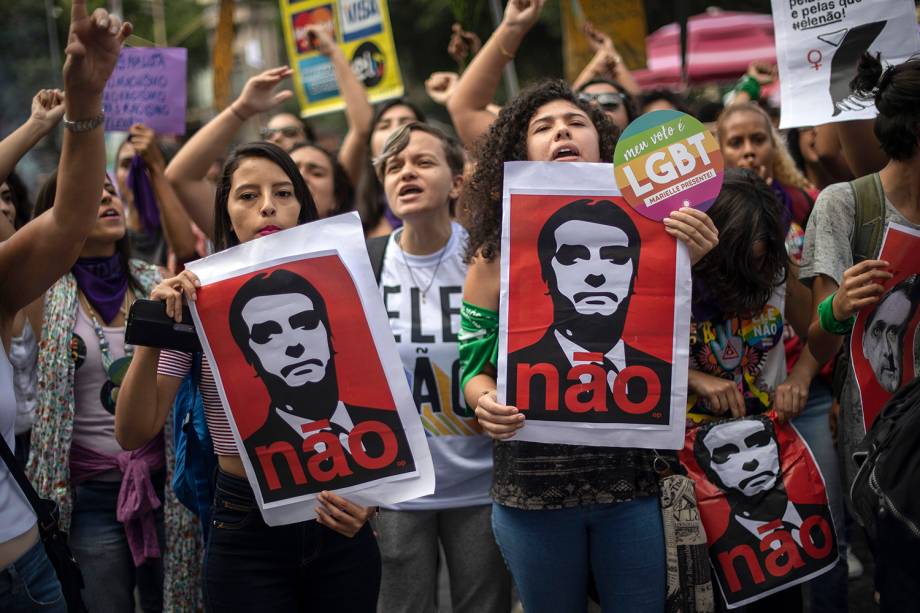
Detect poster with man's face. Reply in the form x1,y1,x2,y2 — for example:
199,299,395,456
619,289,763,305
851,223,920,430
679,415,838,609
497,162,691,450
187,213,434,526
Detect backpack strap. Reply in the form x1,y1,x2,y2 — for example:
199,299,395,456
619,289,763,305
366,235,390,285
833,173,887,400
850,172,886,263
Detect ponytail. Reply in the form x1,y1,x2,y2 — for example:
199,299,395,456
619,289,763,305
850,53,920,161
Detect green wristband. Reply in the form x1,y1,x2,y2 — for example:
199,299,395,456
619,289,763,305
735,75,761,101
818,292,855,335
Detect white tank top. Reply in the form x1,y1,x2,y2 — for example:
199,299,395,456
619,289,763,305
0,341,37,543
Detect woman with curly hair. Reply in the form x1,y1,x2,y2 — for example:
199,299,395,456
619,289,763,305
458,76,718,612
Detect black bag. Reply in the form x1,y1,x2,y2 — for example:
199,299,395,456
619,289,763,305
850,376,920,545
0,435,87,613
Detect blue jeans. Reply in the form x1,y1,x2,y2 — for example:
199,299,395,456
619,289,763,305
791,379,847,613
0,538,67,612
203,469,381,613
69,475,166,613
491,495,665,613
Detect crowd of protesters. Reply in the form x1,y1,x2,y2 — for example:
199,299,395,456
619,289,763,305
1,0,918,612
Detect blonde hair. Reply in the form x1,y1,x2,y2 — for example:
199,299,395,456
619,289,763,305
717,103,812,192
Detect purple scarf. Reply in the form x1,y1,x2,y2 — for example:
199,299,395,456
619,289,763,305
70,436,166,567
71,255,128,324
127,155,161,236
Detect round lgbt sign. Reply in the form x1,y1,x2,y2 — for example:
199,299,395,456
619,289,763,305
613,110,723,222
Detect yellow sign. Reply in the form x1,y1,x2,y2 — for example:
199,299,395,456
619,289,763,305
561,0,647,83
279,0,404,118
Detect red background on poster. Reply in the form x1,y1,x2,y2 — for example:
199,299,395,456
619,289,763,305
506,193,676,362
678,416,830,546
850,226,920,430
195,253,396,440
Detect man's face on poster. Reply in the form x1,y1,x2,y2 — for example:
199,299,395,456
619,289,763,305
550,219,635,317
864,289,911,393
702,419,780,498
240,292,331,387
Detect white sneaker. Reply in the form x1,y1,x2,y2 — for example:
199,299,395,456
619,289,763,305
847,546,864,580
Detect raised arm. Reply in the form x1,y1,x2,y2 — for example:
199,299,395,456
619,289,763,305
447,0,545,147
127,124,198,262
0,1,131,320
572,22,640,96
725,62,776,106
0,89,65,186
164,66,294,238
302,25,374,186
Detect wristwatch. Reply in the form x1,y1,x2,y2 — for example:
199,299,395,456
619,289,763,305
63,113,105,133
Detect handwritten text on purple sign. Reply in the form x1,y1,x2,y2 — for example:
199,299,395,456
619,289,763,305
103,48,187,135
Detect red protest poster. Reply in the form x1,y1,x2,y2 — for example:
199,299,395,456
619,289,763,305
850,223,920,430
194,252,416,506
188,215,433,526
679,415,838,608
497,162,690,449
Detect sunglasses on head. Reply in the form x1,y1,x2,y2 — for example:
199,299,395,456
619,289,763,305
259,126,303,140
578,92,625,111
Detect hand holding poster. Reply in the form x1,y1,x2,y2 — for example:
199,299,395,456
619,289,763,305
186,213,433,525
679,415,839,608
771,0,920,128
279,0,403,118
851,222,920,430
103,48,187,135
497,162,691,450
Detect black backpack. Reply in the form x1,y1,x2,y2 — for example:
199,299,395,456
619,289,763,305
850,376,920,544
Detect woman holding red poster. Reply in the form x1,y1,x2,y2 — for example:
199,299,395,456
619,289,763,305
458,76,718,611
801,53,920,611
116,142,382,612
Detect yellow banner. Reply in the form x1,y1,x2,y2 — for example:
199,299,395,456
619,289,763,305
279,0,404,118
561,0,647,83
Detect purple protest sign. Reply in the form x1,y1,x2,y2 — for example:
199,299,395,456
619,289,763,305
103,48,187,135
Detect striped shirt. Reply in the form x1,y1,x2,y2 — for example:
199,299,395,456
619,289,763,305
157,350,238,455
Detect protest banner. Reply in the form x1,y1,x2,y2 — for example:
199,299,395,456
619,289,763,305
850,222,920,431
279,0,404,118
186,213,433,526
561,0,647,83
102,47,187,135
679,415,839,609
614,110,723,222
771,0,920,128
497,162,690,450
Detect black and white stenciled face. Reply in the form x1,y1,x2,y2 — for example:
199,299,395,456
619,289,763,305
550,220,635,317
241,293,331,387
864,289,910,393
703,419,780,498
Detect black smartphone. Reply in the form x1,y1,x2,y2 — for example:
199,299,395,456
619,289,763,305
125,299,202,352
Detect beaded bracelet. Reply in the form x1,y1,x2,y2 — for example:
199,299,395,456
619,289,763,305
818,291,855,335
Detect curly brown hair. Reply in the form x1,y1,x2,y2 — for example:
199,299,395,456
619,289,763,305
461,79,619,262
